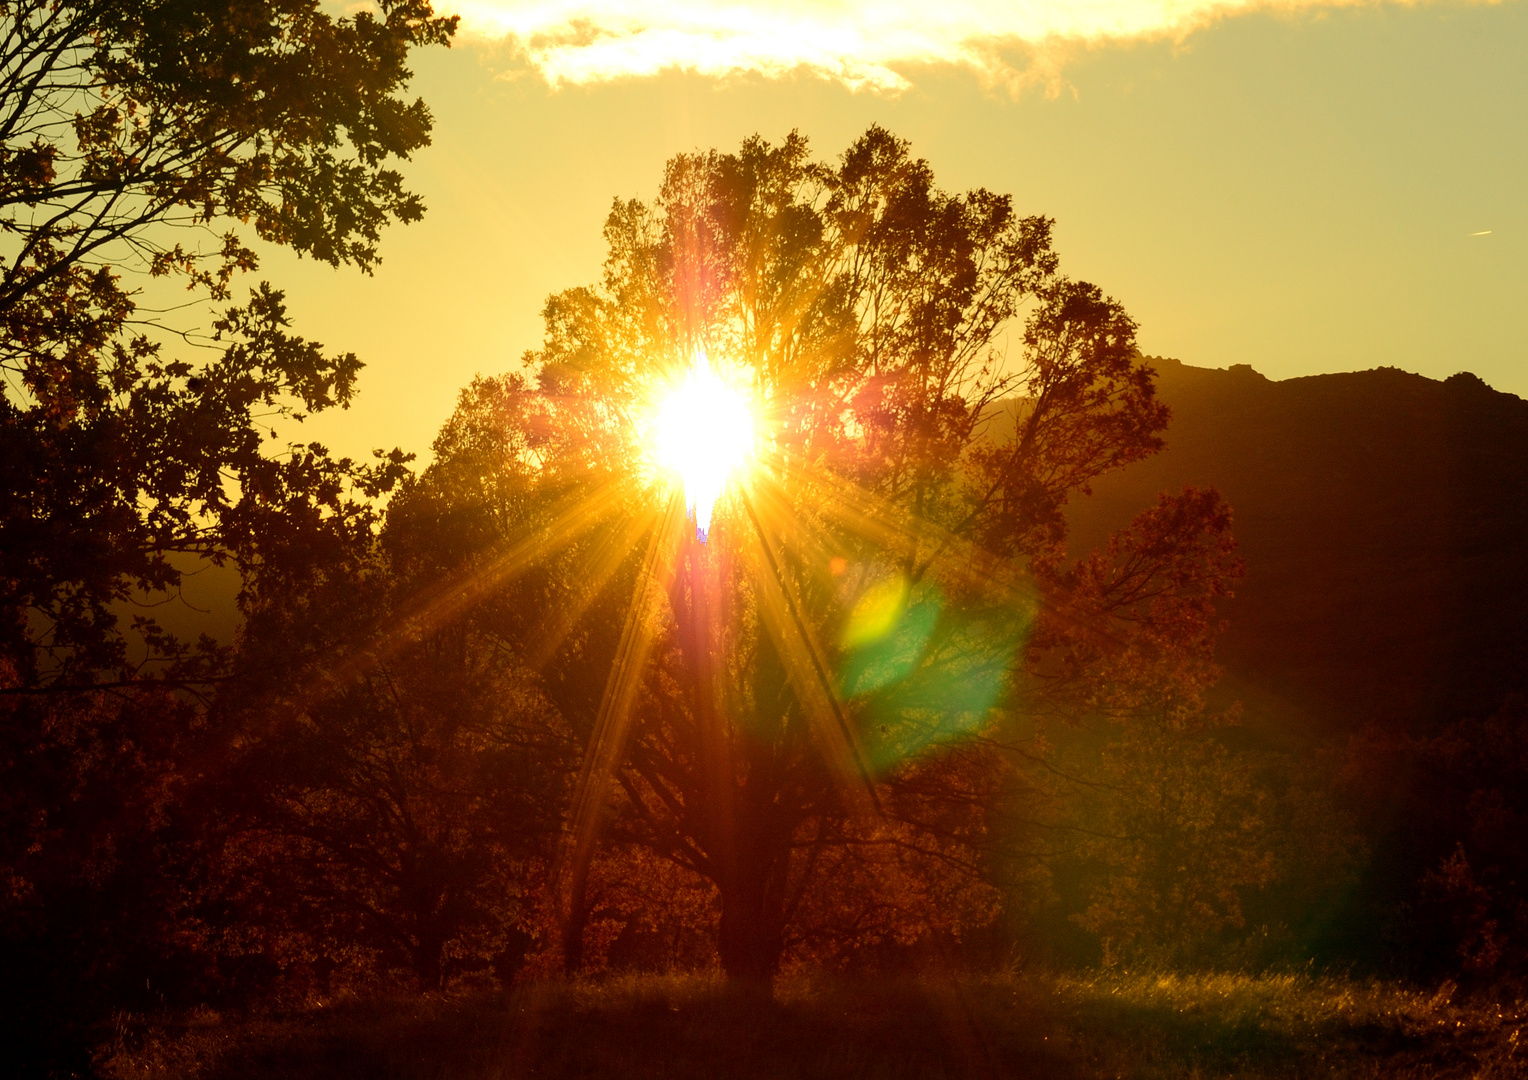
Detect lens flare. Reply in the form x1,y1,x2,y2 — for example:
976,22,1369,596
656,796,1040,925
654,353,755,541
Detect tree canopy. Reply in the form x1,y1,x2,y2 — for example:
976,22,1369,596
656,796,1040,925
332,126,1242,983
0,0,453,687
0,2,454,1069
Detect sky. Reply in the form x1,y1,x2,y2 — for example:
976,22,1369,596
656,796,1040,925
267,0,1526,465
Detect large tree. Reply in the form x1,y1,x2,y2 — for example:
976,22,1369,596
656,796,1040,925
0,0,452,686
444,127,1232,982
0,2,453,1067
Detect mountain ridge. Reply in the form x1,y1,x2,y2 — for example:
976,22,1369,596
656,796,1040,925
1066,358,1528,740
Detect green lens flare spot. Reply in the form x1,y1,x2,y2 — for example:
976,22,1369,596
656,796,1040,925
841,574,910,650
840,589,941,699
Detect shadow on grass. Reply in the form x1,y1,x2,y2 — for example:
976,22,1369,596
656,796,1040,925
100,971,1528,1080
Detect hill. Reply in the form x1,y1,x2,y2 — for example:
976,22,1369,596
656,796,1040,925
145,359,1528,742
1066,359,1528,740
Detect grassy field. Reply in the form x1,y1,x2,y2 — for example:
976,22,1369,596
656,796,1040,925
100,970,1528,1079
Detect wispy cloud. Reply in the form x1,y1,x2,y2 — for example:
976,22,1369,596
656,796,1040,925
450,0,1499,93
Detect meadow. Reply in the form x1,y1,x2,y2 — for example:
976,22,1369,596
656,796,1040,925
101,970,1527,1080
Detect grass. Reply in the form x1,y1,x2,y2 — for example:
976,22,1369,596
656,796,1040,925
99,970,1528,1079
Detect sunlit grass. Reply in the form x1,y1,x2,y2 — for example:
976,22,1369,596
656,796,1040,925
1041,969,1528,1079
99,969,1528,1079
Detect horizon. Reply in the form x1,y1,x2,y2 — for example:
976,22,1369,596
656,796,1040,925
258,0,1526,466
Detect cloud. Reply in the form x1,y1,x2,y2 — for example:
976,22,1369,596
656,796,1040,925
449,0,1495,93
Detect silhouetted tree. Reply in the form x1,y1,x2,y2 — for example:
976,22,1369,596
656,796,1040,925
210,370,647,992
220,552,571,990
0,0,451,685
0,0,453,1066
449,127,1232,983
1341,697,1528,980
1007,489,1361,968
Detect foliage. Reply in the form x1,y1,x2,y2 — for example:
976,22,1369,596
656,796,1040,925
1413,700,1528,981
0,1,453,1069
210,372,607,991
0,0,453,684
218,570,571,991
472,125,1250,981
1039,490,1260,963
1341,696,1528,981
569,844,720,973
1002,488,1361,967
1065,711,1277,965
0,662,222,1075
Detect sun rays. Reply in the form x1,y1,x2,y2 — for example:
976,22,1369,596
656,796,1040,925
268,123,1082,992
557,487,690,941
291,371,1041,829
262,335,1049,1026
521,413,1041,945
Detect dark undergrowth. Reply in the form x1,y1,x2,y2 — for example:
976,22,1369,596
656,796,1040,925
100,970,1528,1079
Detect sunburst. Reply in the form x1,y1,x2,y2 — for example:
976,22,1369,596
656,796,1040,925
650,350,757,542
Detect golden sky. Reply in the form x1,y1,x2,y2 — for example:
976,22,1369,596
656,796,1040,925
282,0,1524,463
455,0,1499,90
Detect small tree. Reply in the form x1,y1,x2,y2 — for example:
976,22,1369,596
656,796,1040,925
223,563,570,989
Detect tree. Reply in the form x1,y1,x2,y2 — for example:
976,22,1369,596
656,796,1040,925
0,1,453,1066
0,0,453,686
477,127,1216,982
1341,697,1528,980
1008,489,1366,969
209,369,658,992
219,550,571,990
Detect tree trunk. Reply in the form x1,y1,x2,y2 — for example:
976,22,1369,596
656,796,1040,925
683,532,791,986
717,874,785,985
562,853,591,974
715,811,790,986
412,934,444,990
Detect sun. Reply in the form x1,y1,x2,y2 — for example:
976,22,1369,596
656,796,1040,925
653,352,756,541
